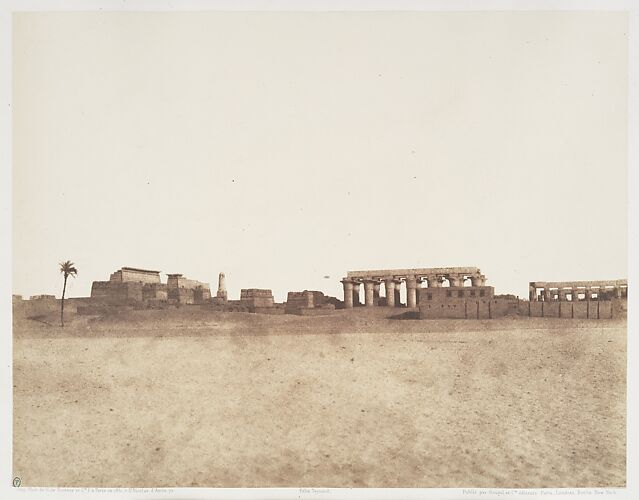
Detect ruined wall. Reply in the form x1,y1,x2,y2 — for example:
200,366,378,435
285,290,333,313
167,275,211,304
285,290,338,314
167,275,209,290
612,298,627,318
418,286,494,303
91,281,143,305
523,299,620,319
418,286,511,319
15,296,95,317
240,289,275,309
166,286,211,305
142,283,168,301
16,296,58,317
286,291,314,310
419,298,519,319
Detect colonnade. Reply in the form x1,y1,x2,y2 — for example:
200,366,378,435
529,280,628,302
342,268,487,309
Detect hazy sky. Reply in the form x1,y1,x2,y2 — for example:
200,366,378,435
12,11,628,302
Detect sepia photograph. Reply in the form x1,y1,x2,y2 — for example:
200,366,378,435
2,1,637,499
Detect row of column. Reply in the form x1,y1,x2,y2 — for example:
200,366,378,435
341,279,408,309
530,286,625,301
342,275,486,309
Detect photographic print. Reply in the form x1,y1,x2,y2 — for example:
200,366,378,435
7,4,631,496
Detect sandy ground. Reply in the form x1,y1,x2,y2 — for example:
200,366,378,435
12,307,626,488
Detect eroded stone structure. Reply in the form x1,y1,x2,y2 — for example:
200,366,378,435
341,267,487,309
91,267,211,306
285,290,336,315
167,274,212,305
529,280,628,302
240,289,275,311
91,267,167,305
417,286,521,319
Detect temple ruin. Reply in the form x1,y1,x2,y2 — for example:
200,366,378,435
285,290,337,315
90,267,211,306
529,280,628,302
341,268,628,320
239,289,275,309
167,274,212,305
417,286,522,319
50,263,630,320
91,267,167,305
341,267,487,309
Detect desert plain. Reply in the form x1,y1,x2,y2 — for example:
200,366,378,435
12,306,626,488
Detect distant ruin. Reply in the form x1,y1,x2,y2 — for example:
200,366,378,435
90,267,211,306
285,290,336,315
342,267,487,309
16,264,627,321
524,280,628,319
213,272,228,304
416,285,515,319
529,280,628,302
90,267,166,305
342,267,628,320
167,274,212,304
239,289,276,312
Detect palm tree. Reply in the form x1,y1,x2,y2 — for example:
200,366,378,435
59,261,78,327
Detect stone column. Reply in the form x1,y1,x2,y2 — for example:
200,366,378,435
541,288,547,302
373,282,381,306
428,276,441,287
385,279,396,307
406,276,418,308
449,275,462,287
394,280,402,306
352,282,361,306
342,280,353,309
470,276,481,287
572,288,580,301
529,285,536,302
585,287,592,301
364,280,375,307
558,289,567,301
614,286,622,298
